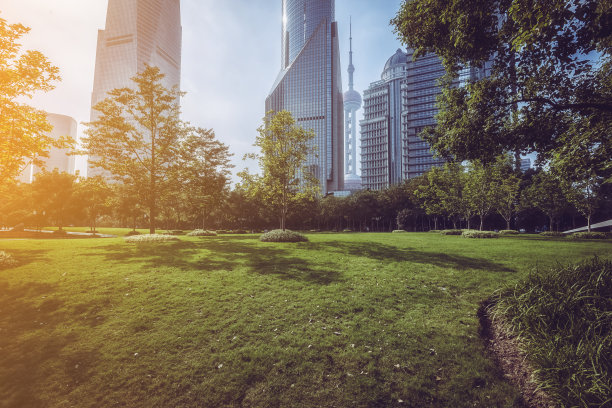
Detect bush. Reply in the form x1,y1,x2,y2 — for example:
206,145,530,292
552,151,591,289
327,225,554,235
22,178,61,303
462,230,499,239
428,230,441,233
187,230,217,237
260,229,308,242
392,230,407,233
568,232,608,240
53,229,68,236
499,230,519,235
124,234,180,243
539,231,564,237
125,230,141,236
490,257,612,407
440,229,462,235
343,229,353,233
0,251,17,269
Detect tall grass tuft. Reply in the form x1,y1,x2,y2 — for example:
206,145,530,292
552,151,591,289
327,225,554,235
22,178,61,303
0,251,17,269
490,257,612,407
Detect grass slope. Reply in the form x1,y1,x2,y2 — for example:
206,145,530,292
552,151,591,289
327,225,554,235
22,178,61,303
0,233,610,407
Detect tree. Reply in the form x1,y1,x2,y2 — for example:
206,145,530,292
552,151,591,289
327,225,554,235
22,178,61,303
465,161,496,231
0,16,70,186
522,171,568,232
491,156,522,230
392,0,612,173
174,128,233,229
74,176,113,232
30,170,78,230
414,167,446,230
83,65,184,234
246,111,318,231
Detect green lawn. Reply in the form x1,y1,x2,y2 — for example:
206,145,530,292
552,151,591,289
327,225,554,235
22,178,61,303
0,233,609,407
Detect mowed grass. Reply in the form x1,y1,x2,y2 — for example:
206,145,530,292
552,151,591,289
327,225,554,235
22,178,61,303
0,233,609,407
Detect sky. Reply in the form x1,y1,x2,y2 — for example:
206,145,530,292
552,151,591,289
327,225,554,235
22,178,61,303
0,0,405,179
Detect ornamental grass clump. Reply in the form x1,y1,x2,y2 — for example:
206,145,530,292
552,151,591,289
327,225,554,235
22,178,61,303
440,229,462,235
489,257,612,407
124,234,180,243
499,230,519,235
568,232,608,240
187,230,217,237
462,230,499,238
0,251,17,269
392,230,407,233
259,229,308,243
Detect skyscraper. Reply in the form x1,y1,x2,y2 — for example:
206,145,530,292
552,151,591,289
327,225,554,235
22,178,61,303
266,0,344,195
343,19,362,192
88,0,182,177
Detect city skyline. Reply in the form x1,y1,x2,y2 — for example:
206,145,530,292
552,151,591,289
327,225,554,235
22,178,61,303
0,0,404,180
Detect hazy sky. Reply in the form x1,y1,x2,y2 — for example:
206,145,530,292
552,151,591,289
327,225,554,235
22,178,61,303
0,0,405,179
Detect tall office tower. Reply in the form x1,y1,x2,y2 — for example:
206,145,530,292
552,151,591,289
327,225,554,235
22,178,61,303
88,0,182,177
343,20,362,192
18,113,77,183
266,0,344,195
361,49,448,190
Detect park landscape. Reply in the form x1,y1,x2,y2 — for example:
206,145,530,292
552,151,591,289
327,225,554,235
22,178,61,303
2,0,612,407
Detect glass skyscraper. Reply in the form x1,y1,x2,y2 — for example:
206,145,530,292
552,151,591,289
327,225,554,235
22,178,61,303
88,0,182,177
266,0,344,195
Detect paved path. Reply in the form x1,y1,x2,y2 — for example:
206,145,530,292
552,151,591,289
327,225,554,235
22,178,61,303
22,229,117,238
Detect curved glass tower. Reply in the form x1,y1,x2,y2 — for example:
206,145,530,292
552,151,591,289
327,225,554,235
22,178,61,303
266,0,344,195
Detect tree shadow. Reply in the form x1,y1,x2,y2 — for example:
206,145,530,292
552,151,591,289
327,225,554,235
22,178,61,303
0,248,50,270
302,241,515,273
83,238,343,285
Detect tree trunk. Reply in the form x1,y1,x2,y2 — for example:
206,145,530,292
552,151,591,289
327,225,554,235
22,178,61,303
479,215,484,231
506,218,511,230
549,215,554,232
587,214,591,232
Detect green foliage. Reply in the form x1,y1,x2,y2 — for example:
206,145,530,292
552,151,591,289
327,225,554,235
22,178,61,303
499,230,519,235
125,230,141,236
490,257,612,407
440,229,462,235
259,229,308,242
462,230,499,239
0,251,17,269
244,111,318,231
30,170,79,230
522,171,569,232
540,231,565,237
391,229,407,233
568,232,609,240
0,16,70,187
124,234,180,243
187,230,217,237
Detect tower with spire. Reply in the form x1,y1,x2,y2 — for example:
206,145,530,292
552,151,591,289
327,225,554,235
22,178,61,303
343,18,362,191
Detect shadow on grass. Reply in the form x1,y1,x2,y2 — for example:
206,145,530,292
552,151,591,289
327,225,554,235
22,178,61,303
303,241,516,273
0,248,50,270
84,237,343,285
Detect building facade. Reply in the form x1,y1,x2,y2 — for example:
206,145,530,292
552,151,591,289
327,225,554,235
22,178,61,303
360,48,492,190
18,113,77,183
265,0,344,195
88,0,182,177
343,20,362,192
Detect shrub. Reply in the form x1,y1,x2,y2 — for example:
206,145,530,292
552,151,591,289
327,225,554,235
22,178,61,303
440,229,462,235
490,257,612,407
53,229,68,236
428,229,441,233
260,229,308,243
568,232,608,240
227,229,248,234
125,230,141,236
462,230,499,239
124,234,180,243
539,231,564,237
187,230,217,237
392,230,407,233
343,229,353,233
0,251,17,269
499,230,519,235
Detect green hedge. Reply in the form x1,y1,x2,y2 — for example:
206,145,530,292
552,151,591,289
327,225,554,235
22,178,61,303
539,231,565,237
392,230,407,233
490,257,612,407
462,230,499,238
499,230,519,235
124,234,180,243
260,229,308,243
440,229,462,235
569,232,609,240
187,230,217,237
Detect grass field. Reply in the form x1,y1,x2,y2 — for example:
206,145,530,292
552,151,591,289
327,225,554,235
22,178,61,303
0,232,610,407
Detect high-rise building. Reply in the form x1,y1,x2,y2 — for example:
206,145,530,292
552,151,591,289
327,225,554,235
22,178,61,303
343,19,362,192
266,0,344,195
18,113,77,183
88,0,182,177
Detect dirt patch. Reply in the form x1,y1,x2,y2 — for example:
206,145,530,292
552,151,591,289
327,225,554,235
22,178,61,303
478,300,556,408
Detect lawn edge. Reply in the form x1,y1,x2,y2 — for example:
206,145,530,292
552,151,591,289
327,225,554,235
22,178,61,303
477,300,556,408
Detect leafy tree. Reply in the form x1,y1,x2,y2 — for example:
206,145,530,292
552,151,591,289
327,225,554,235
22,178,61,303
522,171,568,232
246,110,318,231
465,161,496,231
0,16,70,186
413,167,446,230
30,170,78,230
491,156,522,230
83,65,184,234
74,176,113,232
392,0,612,173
